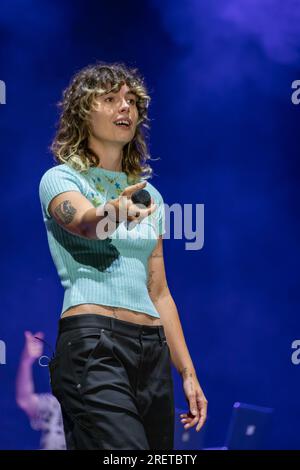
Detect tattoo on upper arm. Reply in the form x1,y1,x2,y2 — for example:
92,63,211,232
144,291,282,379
150,251,163,258
147,242,164,294
54,200,77,225
147,268,155,294
150,244,163,259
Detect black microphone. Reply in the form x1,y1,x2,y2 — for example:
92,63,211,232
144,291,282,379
124,189,152,230
131,189,152,208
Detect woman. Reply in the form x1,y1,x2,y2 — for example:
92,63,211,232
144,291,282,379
39,62,207,450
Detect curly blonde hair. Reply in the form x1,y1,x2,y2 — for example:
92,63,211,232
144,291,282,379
50,61,157,183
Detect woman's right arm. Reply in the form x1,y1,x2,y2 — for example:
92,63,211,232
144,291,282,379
48,191,110,239
48,181,156,240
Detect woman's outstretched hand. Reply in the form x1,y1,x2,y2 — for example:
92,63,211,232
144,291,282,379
106,181,157,223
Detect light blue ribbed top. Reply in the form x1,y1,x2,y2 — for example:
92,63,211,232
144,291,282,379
39,163,166,318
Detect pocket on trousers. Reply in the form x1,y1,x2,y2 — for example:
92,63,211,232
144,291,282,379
66,328,108,391
47,327,101,394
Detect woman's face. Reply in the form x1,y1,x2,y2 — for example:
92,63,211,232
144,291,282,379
89,83,139,146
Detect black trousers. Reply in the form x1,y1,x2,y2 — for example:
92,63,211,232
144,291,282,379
48,313,175,450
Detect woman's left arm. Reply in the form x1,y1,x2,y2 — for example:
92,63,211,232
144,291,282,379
147,236,208,432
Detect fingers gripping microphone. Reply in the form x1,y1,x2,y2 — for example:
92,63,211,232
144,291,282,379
125,189,152,231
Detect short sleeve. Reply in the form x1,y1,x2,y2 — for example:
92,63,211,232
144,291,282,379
39,164,83,218
157,197,166,236
144,181,166,237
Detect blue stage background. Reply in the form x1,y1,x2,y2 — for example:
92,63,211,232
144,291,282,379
1,0,299,449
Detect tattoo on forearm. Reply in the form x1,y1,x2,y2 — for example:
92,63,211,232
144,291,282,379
181,367,195,381
54,200,77,225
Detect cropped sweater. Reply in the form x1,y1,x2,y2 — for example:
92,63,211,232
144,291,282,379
39,163,166,318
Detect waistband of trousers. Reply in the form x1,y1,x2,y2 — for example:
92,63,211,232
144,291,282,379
58,313,166,342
